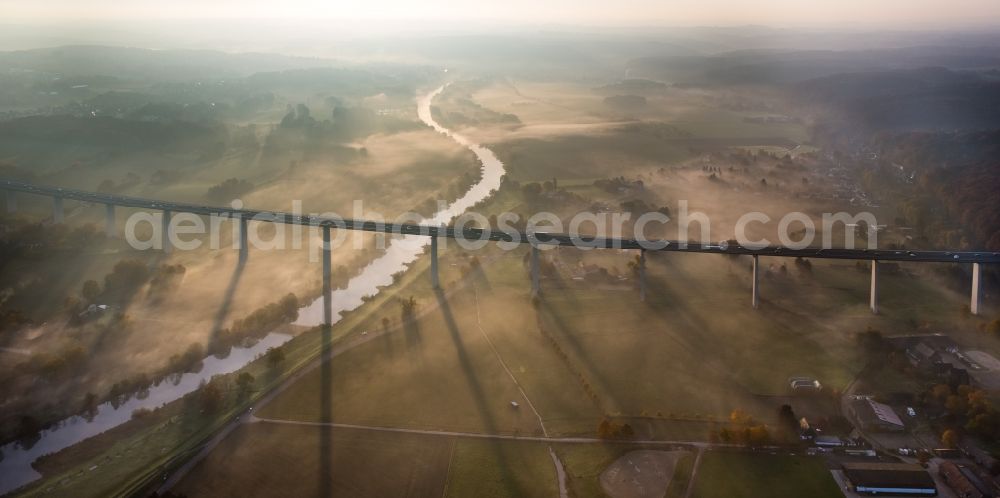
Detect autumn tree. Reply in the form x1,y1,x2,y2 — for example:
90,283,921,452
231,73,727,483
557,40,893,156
399,296,418,320
266,346,286,369
778,404,799,436
719,408,772,447
198,380,224,414
597,419,613,438
596,417,634,439
747,425,770,446
730,409,753,426
81,392,99,421
236,372,255,396
626,254,642,277
521,182,543,201
988,319,1000,337
855,328,889,359
941,429,959,448
81,280,101,302
103,259,150,297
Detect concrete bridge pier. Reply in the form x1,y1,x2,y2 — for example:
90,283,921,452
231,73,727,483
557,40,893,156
52,196,64,224
4,190,15,213
161,210,171,253
322,225,332,326
430,233,439,289
971,262,982,316
104,204,116,238
751,255,760,309
238,217,249,263
638,249,647,302
870,259,880,314
530,245,540,297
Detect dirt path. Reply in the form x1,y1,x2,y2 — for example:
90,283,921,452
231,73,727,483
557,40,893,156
247,417,722,447
549,446,569,498
682,447,704,498
472,285,548,436
472,284,569,496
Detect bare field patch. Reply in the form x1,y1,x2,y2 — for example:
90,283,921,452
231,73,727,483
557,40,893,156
600,449,691,498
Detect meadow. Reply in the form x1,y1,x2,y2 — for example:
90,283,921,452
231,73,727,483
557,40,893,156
255,237,977,440
687,450,842,498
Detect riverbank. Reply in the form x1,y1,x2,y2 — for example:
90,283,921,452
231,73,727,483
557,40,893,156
3,84,505,497
11,247,453,497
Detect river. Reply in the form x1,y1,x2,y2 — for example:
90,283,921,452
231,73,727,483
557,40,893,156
0,84,505,495
293,85,505,326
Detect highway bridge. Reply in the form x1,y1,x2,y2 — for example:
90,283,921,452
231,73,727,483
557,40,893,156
3,179,995,318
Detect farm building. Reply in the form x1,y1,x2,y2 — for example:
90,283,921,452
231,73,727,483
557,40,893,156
842,462,937,496
851,398,905,432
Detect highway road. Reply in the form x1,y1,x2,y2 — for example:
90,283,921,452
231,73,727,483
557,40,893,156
4,179,998,264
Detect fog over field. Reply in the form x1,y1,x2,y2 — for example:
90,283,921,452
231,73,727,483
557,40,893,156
1,3,999,498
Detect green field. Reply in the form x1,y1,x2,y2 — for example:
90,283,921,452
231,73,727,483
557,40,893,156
554,443,627,497
445,439,557,498
256,250,583,436
689,451,841,498
665,451,696,498
172,426,712,498
174,424,455,497
255,236,975,442
170,422,560,498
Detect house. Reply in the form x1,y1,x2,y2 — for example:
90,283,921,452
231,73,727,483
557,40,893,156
851,398,905,432
842,462,937,496
933,363,971,389
908,341,942,368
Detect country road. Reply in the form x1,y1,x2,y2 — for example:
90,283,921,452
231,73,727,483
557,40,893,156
247,416,721,448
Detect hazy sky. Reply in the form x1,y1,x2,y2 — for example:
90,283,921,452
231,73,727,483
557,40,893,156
3,0,1000,27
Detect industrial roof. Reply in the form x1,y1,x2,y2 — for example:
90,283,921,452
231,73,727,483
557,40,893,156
843,462,936,490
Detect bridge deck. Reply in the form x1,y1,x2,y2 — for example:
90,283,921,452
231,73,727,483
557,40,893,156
3,179,998,264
